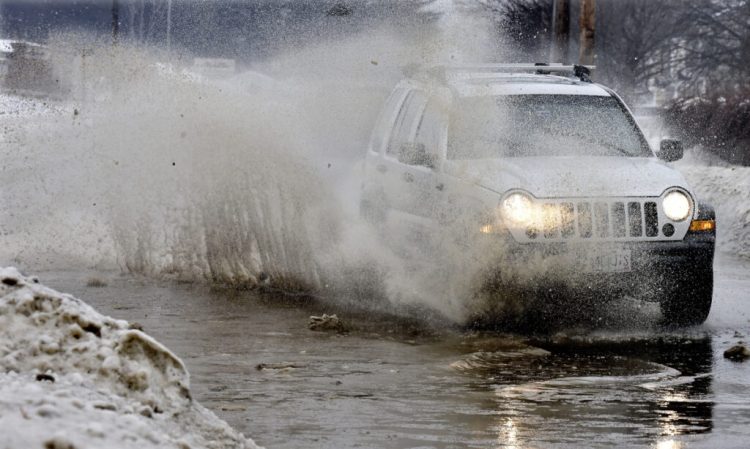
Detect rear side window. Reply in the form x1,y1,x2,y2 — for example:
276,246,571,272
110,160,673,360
369,88,407,154
386,90,428,157
414,99,446,157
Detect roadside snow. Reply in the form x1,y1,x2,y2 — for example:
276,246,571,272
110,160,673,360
0,92,63,117
679,158,750,259
0,267,260,449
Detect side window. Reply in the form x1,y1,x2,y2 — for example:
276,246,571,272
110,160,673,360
386,90,428,157
414,99,446,157
369,88,407,154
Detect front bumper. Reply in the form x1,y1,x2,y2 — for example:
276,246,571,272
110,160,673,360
502,229,714,266
482,226,715,301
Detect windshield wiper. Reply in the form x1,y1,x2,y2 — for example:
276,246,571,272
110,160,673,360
598,141,636,157
554,130,634,156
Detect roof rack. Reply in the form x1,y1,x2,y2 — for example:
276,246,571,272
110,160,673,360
413,63,596,83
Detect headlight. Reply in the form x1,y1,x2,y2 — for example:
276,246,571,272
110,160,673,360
663,190,691,221
501,192,534,225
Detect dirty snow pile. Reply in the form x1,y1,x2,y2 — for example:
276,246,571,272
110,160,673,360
680,161,750,259
0,267,260,449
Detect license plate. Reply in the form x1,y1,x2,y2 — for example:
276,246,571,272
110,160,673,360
584,249,632,273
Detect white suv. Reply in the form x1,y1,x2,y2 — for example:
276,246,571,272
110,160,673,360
361,64,716,326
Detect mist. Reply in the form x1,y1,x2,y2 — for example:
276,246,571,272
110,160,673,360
0,1,519,324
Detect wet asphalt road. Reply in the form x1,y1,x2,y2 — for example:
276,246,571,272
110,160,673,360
42,253,750,449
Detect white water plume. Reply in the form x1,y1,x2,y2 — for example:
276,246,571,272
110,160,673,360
0,6,531,323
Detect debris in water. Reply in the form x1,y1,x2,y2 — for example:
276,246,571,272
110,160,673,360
258,272,270,287
255,362,306,371
2,277,18,286
723,344,750,361
220,404,247,412
309,314,347,333
43,436,76,449
35,373,55,383
85,277,108,288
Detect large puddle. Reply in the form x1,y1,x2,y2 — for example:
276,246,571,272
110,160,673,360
41,258,750,449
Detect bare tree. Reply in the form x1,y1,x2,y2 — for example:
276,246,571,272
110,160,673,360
478,0,750,162
480,0,688,102
662,1,750,164
673,0,750,95
124,0,168,46
479,0,553,61
596,0,684,102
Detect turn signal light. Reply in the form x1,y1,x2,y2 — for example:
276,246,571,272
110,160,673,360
689,219,715,232
480,224,501,234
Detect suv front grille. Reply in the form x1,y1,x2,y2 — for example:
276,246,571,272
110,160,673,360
522,199,664,242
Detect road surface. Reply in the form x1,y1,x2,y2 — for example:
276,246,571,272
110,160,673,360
39,252,750,449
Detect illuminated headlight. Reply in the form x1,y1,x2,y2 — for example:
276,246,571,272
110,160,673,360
663,190,692,221
501,192,534,225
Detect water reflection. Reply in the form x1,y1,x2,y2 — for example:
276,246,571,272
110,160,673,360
497,418,521,449
656,440,683,449
456,335,714,448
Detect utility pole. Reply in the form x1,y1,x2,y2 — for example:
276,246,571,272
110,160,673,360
551,0,570,63
111,0,120,44
579,0,596,65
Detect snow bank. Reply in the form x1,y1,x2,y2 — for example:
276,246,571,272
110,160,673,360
680,161,750,259
0,267,260,449
0,92,63,118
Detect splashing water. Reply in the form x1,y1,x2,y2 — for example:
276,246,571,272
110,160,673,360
0,5,570,324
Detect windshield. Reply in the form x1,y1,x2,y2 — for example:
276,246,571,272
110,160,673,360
447,94,652,159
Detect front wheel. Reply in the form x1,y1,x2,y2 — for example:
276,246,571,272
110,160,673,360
660,267,713,327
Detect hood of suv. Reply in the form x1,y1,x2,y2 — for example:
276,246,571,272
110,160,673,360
443,156,690,198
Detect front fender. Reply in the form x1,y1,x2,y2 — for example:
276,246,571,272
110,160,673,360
695,202,715,221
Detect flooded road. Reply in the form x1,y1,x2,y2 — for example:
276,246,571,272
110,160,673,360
41,253,750,449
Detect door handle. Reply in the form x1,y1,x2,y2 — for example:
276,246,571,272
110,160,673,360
376,164,387,174
403,172,414,183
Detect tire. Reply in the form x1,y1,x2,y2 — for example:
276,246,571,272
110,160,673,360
660,267,713,327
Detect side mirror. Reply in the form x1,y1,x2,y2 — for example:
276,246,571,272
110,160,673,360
659,139,684,162
398,142,435,168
